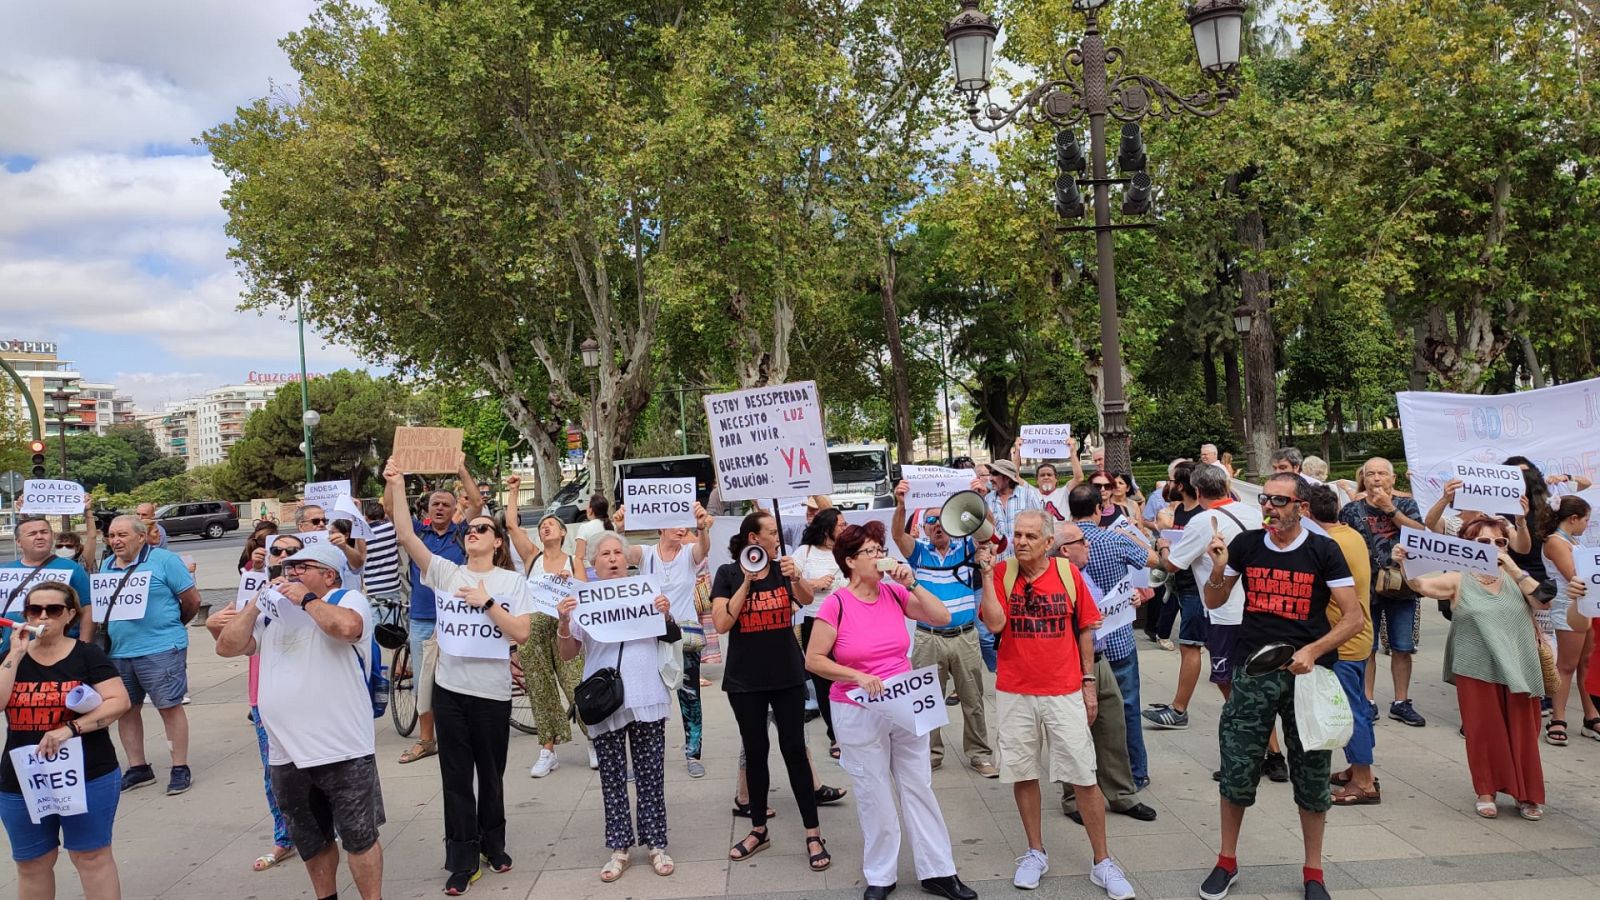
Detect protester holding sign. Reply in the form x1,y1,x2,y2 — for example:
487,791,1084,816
1539,496,1599,746
790,507,847,758
2,516,94,653
296,503,367,584
0,581,130,900
1401,518,1562,821
98,515,201,796
802,520,976,900
556,532,681,884
386,461,532,894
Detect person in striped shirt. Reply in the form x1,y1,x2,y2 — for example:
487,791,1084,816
361,501,401,601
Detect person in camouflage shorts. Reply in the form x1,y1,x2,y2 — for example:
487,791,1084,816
1217,669,1330,812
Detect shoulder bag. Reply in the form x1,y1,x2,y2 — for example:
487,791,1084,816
572,642,626,726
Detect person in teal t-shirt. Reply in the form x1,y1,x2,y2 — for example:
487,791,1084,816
0,516,93,654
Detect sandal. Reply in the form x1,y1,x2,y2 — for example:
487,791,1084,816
599,849,629,883
1518,802,1544,821
731,798,777,819
252,847,295,871
814,784,847,805
648,847,674,876
1331,784,1382,806
829,743,841,760
1475,798,1498,819
729,829,770,860
1544,720,1568,746
1329,768,1353,787
806,835,831,872
399,739,439,764
1581,717,1600,741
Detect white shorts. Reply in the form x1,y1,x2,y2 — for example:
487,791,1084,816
995,689,1097,786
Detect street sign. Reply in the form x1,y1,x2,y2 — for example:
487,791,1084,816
567,449,583,460
0,471,21,496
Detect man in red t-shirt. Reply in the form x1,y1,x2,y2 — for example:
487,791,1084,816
979,509,1135,897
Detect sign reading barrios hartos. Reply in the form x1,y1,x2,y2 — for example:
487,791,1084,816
246,371,327,384
0,339,58,355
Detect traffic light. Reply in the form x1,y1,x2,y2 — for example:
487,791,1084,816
1053,130,1085,219
29,440,46,478
1118,124,1152,215
1124,171,1153,216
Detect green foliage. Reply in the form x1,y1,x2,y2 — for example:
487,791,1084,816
100,465,229,511
1129,393,1240,463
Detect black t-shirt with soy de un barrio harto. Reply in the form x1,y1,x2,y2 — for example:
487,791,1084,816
710,562,807,694
1222,528,1355,671
2,640,121,794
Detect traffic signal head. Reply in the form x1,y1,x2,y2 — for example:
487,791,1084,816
1054,173,1085,220
1123,171,1153,216
1117,123,1147,174
1055,130,1086,174
29,440,46,478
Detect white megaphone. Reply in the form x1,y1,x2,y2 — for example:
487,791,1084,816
739,544,769,575
939,491,995,544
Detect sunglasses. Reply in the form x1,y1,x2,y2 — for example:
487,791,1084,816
54,543,74,550
1473,537,1510,548
1091,481,1112,488
923,515,940,526
304,518,327,527
25,604,71,618
269,545,300,557
466,523,498,536
1057,536,1085,547
1257,494,1297,508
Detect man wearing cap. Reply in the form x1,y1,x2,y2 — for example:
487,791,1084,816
973,459,1043,555
216,543,385,900
892,480,996,778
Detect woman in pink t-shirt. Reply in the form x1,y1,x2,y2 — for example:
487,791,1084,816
803,521,977,900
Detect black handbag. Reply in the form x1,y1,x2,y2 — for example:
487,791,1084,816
93,566,141,657
572,643,626,726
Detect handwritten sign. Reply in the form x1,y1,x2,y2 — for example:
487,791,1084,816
90,572,151,623
526,571,575,619
19,480,84,516
236,571,269,610
623,478,697,530
1451,462,1526,516
905,469,970,508
435,594,517,659
8,738,86,824
1572,547,1600,619
574,576,663,643
302,480,350,511
1019,424,1072,459
703,381,832,502
1094,574,1136,639
1399,526,1498,579
843,666,949,737
0,571,33,611
392,426,465,474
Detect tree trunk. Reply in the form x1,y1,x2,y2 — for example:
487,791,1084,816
1203,344,1218,405
1409,320,1430,391
1223,341,1244,441
879,237,915,463
1238,207,1277,479
1320,397,1332,461
1333,396,1346,460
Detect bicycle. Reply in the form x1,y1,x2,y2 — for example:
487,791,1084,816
508,653,538,736
371,595,417,738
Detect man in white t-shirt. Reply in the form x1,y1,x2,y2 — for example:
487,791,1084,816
215,543,384,900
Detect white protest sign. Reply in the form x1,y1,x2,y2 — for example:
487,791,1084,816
294,531,327,548
905,474,970,508
303,480,350,512
328,494,374,542
1094,574,1136,639
1160,529,1184,545
19,480,84,516
623,478,697,530
89,571,151,623
435,593,517,659
573,576,664,643
1450,462,1526,516
236,571,270,610
526,571,577,619
8,738,86,824
1129,567,1151,589
1398,526,1498,579
1573,547,1600,618
1019,424,1072,459
843,666,949,737
901,464,964,479
0,571,31,614
256,587,314,629
704,381,833,502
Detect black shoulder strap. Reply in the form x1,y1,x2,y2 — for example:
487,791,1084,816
100,565,141,627
1213,506,1246,533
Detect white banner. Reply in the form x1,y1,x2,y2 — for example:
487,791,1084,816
235,571,269,610
1094,574,1135,639
1450,462,1526,516
0,571,32,613
574,576,664,643
704,381,833,501
302,480,351,511
19,480,83,516
905,475,970,509
526,570,576,619
1399,526,1498,579
1019,424,1072,459
623,478,697,530
1573,547,1600,618
435,593,516,659
89,572,150,623
843,665,950,736
8,738,86,824
901,464,963,480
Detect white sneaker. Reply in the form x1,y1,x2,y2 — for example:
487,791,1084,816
1092,857,1135,899
587,744,600,770
529,748,558,778
1013,848,1049,890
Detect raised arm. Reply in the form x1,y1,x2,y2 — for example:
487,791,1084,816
691,504,713,565
976,546,1005,633
890,481,917,559
501,475,538,565
82,495,100,569
1425,480,1460,533
1201,520,1238,610
385,459,434,574
215,599,263,658
454,458,484,522
1065,436,1085,489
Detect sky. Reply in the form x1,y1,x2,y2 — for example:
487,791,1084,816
0,1,366,411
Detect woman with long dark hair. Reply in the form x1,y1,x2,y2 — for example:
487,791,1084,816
792,507,846,758
1541,496,1599,744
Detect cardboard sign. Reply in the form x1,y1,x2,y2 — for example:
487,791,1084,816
435,593,517,659
89,571,150,623
302,480,350,512
703,381,832,502
905,474,971,508
236,571,270,610
843,665,950,737
392,426,465,474
19,480,84,516
1399,526,1498,579
526,571,576,619
8,738,86,824
1094,574,1136,639
573,576,664,643
1019,424,1072,459
1572,547,1600,618
256,587,314,629
623,478,697,530
1451,462,1526,516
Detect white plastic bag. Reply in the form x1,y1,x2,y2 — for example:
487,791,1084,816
1294,666,1354,751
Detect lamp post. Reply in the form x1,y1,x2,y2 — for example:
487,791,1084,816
48,390,74,532
296,295,317,485
580,337,601,492
944,0,1246,474
1232,304,1256,473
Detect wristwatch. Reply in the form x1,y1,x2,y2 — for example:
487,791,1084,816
299,593,321,608
1081,675,1097,683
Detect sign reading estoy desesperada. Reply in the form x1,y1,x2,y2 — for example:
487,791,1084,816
703,381,832,503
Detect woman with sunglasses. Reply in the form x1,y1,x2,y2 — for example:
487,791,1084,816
239,521,279,574
386,460,536,895
791,507,846,759
0,581,131,899
1541,496,1599,745
1400,517,1576,820
1089,475,1124,528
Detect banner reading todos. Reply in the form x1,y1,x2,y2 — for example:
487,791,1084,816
19,480,84,516
704,381,832,502
574,575,664,643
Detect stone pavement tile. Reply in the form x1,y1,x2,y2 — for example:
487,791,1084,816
1541,846,1600,875
1345,849,1576,891
1370,879,1576,900
533,857,728,900
1319,823,1425,862
1373,813,1509,856
1107,830,1221,873
1477,807,1599,852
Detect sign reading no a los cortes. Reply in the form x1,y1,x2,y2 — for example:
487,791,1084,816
703,381,833,502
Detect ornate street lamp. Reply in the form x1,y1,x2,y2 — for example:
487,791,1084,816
1233,304,1254,336
943,0,1246,473
580,337,601,489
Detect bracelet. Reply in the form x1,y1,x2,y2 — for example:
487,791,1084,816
67,721,81,737
1205,578,1227,589
1081,675,1097,683
557,628,573,640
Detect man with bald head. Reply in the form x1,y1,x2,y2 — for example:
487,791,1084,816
101,513,204,794
1338,458,1428,728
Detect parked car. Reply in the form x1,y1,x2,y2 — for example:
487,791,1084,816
154,501,240,540
537,470,591,527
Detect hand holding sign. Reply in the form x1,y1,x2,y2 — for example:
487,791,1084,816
1450,462,1526,516
1397,526,1498,579
622,478,697,530
843,666,950,736
20,480,85,516
9,738,86,824
1018,425,1072,459
455,580,493,610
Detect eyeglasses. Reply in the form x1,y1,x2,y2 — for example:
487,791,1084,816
1257,494,1296,508
1057,537,1085,547
1473,537,1510,548
467,523,497,536
269,545,299,557
1091,481,1112,488
25,604,71,619
304,518,327,527
854,546,887,558
923,515,940,526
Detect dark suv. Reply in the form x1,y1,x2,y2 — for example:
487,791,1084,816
154,501,240,540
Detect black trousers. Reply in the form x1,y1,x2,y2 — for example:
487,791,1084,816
433,684,511,873
729,684,819,829
799,618,836,744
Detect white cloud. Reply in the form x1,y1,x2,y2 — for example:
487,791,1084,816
0,153,225,237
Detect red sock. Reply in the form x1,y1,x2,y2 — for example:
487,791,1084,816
1217,855,1237,874
1304,867,1324,884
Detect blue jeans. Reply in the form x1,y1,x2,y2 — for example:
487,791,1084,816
976,617,998,673
1334,660,1375,766
1109,652,1148,782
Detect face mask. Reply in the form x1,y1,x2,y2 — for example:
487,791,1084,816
54,548,76,559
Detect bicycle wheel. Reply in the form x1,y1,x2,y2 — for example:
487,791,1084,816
508,654,538,736
390,644,418,738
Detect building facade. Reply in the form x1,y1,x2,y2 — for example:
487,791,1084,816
1,339,86,437
193,384,275,466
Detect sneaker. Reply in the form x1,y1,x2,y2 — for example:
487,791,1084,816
1389,699,1426,727
166,765,193,796
481,851,513,874
531,748,559,778
587,744,600,770
1142,705,1189,729
1199,865,1238,900
181,695,192,705
1212,769,1222,782
1013,849,1049,890
1304,879,1330,900
686,758,706,779
1263,752,1289,783
1091,857,1135,900
971,760,999,778
1368,700,1379,724
1156,638,1176,652
121,764,156,792
444,868,482,895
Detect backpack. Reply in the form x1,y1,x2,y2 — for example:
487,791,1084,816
325,589,389,719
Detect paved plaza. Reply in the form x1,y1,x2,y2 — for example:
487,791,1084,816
4,577,1598,900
